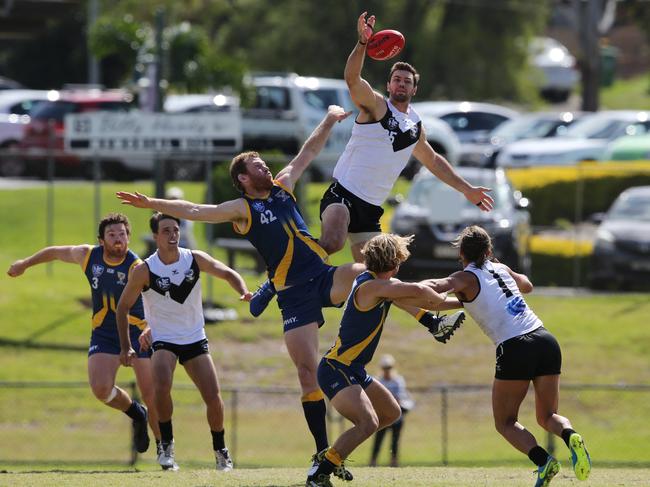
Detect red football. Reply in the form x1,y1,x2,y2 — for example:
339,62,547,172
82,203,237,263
366,29,405,61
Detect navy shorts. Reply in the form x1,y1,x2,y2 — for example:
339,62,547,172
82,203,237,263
317,357,374,400
495,327,562,380
152,338,210,365
320,181,384,234
89,326,150,359
277,265,340,332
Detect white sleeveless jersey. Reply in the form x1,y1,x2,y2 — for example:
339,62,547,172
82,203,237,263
333,99,422,206
142,248,206,344
462,261,541,346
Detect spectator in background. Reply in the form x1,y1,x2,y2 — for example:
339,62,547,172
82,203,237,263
369,354,414,467
165,187,198,250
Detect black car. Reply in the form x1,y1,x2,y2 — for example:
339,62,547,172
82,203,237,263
390,167,531,280
589,186,650,289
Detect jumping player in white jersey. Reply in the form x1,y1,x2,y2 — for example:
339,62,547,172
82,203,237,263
116,212,252,472
428,226,591,487
319,11,494,263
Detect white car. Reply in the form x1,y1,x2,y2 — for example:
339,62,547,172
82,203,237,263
0,89,55,176
496,110,650,167
529,37,580,103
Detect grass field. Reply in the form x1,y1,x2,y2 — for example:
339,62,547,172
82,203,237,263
1,181,649,477
1,466,649,487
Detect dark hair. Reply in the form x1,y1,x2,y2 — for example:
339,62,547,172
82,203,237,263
454,225,492,267
150,212,181,234
389,61,420,86
97,213,131,240
229,151,259,192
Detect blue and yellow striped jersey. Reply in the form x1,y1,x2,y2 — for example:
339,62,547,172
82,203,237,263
82,246,146,336
325,271,392,366
235,181,329,288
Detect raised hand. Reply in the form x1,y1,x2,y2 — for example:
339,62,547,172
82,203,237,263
326,105,353,123
7,259,27,277
116,191,153,209
464,186,494,212
357,11,375,44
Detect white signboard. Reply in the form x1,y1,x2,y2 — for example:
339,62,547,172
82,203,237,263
64,111,242,155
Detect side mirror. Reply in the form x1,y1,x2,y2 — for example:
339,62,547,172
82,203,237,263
589,212,606,224
386,194,404,207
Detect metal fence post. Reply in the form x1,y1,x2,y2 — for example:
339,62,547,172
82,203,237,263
441,387,448,466
231,388,238,462
46,119,56,277
93,154,101,233
129,381,139,466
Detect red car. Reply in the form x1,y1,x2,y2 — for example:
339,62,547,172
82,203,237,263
19,89,133,177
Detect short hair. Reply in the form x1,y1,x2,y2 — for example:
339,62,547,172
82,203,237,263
454,225,492,267
361,233,413,273
97,213,131,240
389,61,419,86
149,212,181,234
229,151,259,192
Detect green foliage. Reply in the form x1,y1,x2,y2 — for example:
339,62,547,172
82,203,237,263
530,253,589,287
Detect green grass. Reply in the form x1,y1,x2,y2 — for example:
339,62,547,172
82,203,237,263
1,181,650,470
0,466,648,486
600,74,650,110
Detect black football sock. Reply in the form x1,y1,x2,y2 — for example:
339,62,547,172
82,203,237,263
159,420,173,444
561,428,577,448
302,392,328,452
528,445,550,467
124,400,146,421
212,429,226,451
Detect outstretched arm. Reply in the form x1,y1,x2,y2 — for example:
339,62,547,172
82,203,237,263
359,278,447,310
192,250,252,301
345,11,383,118
275,105,352,190
7,245,91,277
412,130,494,211
115,192,248,225
116,263,149,366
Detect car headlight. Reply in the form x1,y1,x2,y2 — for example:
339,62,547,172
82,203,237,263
594,228,615,252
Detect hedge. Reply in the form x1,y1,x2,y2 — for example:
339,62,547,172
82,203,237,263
506,161,650,225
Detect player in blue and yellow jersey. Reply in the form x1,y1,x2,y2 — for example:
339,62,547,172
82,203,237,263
307,234,465,487
7,213,159,454
117,105,368,479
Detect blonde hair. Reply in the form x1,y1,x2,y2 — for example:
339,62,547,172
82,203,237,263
361,234,413,273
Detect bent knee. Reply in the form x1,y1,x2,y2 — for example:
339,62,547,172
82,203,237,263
90,381,116,402
358,414,380,437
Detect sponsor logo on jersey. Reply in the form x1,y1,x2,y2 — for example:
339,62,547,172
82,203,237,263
506,296,527,316
387,117,399,130
252,201,265,213
184,269,195,282
156,277,171,291
92,264,105,277
276,190,291,202
117,271,127,285
107,268,115,274
283,316,298,326
409,125,419,138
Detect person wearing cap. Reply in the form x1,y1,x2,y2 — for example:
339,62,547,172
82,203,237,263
369,354,414,467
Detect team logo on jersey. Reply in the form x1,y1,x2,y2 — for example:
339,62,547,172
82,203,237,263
91,264,105,277
116,271,126,285
387,117,399,130
156,277,171,291
276,190,291,202
506,296,527,316
184,269,195,282
252,201,265,213
409,125,419,138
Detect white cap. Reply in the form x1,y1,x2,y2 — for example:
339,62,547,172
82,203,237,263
165,186,184,200
379,354,395,369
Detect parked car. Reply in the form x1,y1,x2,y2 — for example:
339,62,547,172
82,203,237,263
601,134,650,161
529,36,580,103
390,167,531,279
411,101,518,166
496,110,650,167
0,90,54,176
164,93,239,113
589,186,650,289
18,89,133,177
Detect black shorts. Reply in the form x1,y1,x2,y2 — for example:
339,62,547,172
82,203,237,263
319,181,384,234
495,327,562,380
152,338,209,365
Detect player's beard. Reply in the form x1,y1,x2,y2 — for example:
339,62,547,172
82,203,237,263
251,174,274,192
105,243,128,260
390,92,411,104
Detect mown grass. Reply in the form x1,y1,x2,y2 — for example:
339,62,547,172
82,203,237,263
600,74,650,110
1,181,649,470
1,466,649,487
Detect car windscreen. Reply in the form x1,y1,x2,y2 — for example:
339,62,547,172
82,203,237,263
562,116,639,140
491,116,567,140
29,101,79,121
407,174,510,221
608,195,650,222
302,88,340,111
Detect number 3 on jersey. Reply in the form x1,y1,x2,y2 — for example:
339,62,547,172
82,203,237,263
260,210,277,224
